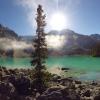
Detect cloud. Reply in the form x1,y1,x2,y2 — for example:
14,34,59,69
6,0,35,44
15,0,81,32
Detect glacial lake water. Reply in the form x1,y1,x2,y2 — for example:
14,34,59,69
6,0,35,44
0,56,100,81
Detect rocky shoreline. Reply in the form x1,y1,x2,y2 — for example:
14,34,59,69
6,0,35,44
0,66,100,100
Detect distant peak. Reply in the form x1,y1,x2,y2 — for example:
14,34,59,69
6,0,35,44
48,29,76,35
0,24,3,28
0,23,18,39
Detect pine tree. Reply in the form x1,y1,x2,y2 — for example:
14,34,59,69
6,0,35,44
31,5,48,93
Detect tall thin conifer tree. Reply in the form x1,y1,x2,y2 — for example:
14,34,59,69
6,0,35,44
31,5,47,93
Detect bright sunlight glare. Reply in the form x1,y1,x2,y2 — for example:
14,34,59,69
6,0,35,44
49,12,67,31
46,35,65,49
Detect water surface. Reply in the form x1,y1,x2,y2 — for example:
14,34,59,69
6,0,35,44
0,56,100,80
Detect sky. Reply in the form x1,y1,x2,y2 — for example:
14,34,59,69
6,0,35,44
0,0,100,36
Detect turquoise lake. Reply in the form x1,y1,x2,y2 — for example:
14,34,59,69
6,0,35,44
0,56,100,81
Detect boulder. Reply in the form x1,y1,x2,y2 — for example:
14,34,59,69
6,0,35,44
37,86,80,100
83,89,91,97
94,95,100,100
0,81,16,100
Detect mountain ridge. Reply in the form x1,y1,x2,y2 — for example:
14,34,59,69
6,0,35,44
0,24,100,57
0,24,18,39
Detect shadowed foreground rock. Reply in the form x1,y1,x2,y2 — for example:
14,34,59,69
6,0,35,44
37,86,80,100
9,74,31,95
1,67,100,100
0,81,16,100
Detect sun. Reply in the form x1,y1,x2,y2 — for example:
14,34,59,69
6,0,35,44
49,12,67,31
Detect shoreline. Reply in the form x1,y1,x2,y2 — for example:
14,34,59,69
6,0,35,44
48,66,100,82
1,65,100,82
0,66,100,100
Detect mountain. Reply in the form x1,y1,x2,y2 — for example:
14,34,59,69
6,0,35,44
46,29,99,55
0,24,100,57
20,29,100,56
90,34,100,41
0,24,18,39
20,36,33,43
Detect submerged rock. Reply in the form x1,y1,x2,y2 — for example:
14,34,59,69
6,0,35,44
61,68,70,71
